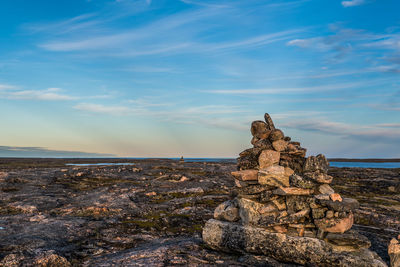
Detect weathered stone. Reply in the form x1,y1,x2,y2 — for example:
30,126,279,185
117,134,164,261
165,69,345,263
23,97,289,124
330,193,342,202
237,198,278,226
286,196,311,213
203,219,386,266
214,200,240,222
264,113,275,130
284,167,294,177
231,170,258,181
326,210,334,219
258,150,280,169
254,139,273,150
312,208,327,219
315,212,354,234
258,166,289,187
316,198,359,212
324,230,371,251
389,237,400,267
279,153,305,173
283,136,291,142
238,148,263,170
269,129,284,141
234,179,259,188
304,171,333,184
251,121,270,139
318,184,335,195
271,197,287,211
273,187,313,196
272,140,287,152
289,174,316,189
251,136,259,145
235,185,270,196
304,154,329,173
276,209,310,224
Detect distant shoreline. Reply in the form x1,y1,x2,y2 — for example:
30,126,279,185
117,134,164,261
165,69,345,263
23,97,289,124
328,158,400,163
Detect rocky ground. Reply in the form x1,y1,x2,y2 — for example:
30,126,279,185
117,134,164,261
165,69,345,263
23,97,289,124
0,158,399,266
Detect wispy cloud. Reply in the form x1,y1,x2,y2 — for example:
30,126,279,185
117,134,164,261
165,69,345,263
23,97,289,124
0,84,16,90
1,87,78,101
0,146,115,158
202,79,387,95
341,0,365,7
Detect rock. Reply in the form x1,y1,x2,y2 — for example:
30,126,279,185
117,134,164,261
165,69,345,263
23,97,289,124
315,212,354,234
276,209,310,224
324,230,371,251
304,171,333,184
34,253,71,267
272,140,288,152
330,193,342,202
258,150,280,169
251,121,270,139
269,129,284,141
264,113,276,130
389,237,400,267
317,198,359,212
238,148,263,170
286,196,312,213
231,170,258,181
251,136,259,145
273,187,313,196
235,179,259,188
237,198,278,226
203,219,386,266
279,153,305,173
312,208,327,219
289,174,316,189
214,200,240,222
304,154,329,173
254,139,273,150
258,166,289,187
318,184,335,195
326,210,334,219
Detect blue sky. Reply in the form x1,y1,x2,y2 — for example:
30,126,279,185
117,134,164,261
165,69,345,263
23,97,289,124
1,0,400,158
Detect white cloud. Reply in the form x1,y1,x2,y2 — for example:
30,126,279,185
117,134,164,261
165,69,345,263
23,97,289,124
0,84,16,90
73,103,138,115
341,0,365,7
2,88,77,101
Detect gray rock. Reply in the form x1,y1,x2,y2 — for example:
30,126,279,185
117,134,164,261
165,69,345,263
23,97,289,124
289,174,316,189
214,200,240,222
304,154,329,173
269,129,284,141
317,198,360,212
203,219,387,267
324,230,371,251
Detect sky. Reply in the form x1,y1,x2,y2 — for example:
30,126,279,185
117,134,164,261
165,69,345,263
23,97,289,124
1,0,400,158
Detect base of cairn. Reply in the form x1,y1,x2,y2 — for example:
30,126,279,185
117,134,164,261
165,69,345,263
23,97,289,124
203,219,386,267
203,113,387,267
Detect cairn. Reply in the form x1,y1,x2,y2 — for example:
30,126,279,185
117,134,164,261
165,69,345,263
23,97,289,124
203,113,386,266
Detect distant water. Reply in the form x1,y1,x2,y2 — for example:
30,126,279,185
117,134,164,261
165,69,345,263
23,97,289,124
66,159,400,168
329,161,400,168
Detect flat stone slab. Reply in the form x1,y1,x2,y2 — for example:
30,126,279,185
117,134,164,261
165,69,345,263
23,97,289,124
203,219,387,267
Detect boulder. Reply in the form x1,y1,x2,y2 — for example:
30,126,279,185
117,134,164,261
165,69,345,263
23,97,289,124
272,140,287,152
237,198,278,226
258,150,280,169
324,230,371,251
289,174,316,189
254,139,273,150
203,219,386,267
316,198,359,212
264,113,275,130
251,121,270,139
214,200,240,222
273,187,313,196
304,171,333,184
258,166,290,187
269,129,284,141
318,184,335,195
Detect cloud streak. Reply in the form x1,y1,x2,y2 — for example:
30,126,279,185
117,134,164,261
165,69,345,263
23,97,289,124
0,146,115,158
341,0,365,7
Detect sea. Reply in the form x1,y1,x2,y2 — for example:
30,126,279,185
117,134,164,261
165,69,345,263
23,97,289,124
67,158,400,169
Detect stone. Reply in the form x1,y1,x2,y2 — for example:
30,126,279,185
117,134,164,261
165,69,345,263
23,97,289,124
286,196,311,213
254,139,273,150
258,166,289,187
34,253,71,267
272,140,287,152
312,208,327,219
251,136,259,145
304,171,333,184
214,200,240,222
251,121,270,139
304,154,329,173
269,129,284,141
258,150,280,169
237,198,278,226
231,170,258,181
326,210,334,219
234,179,259,188
264,113,275,130
271,197,287,211
237,147,263,170
316,198,359,212
289,174,316,189
284,167,294,177
276,209,310,224
202,219,386,266
389,237,400,267
330,193,342,202
279,153,305,173
324,230,371,251
315,212,354,234
273,187,313,196
318,184,335,195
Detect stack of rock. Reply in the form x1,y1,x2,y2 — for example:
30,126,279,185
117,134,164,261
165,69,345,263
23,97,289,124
203,113,387,267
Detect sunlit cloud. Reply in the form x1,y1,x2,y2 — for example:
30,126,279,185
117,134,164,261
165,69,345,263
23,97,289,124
341,0,365,7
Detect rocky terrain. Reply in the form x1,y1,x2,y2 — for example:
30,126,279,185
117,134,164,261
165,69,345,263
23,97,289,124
0,158,398,266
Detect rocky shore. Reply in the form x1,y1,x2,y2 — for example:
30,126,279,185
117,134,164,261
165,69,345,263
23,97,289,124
0,159,399,265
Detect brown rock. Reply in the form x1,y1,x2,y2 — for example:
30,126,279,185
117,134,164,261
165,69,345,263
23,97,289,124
304,154,329,173
319,184,335,195
315,213,354,234
214,200,240,222
273,187,313,196
258,166,289,187
251,136,260,145
258,150,280,169
389,237,400,267
304,171,333,184
251,121,270,139
231,170,258,181
264,113,275,130
272,140,287,152
269,129,284,141
254,139,273,150
330,193,343,202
